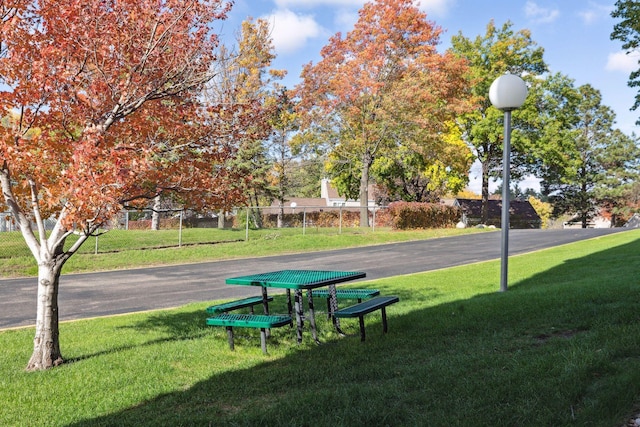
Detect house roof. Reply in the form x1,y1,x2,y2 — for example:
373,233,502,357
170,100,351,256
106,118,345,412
263,198,327,214
455,198,541,223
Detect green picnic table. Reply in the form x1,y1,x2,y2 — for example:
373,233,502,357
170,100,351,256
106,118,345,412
225,269,366,343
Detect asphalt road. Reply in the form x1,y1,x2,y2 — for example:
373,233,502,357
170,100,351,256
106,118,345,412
0,228,630,329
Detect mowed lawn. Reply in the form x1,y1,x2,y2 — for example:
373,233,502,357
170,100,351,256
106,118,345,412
2,229,640,426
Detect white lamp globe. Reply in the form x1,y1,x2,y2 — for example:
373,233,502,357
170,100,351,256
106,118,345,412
489,74,528,111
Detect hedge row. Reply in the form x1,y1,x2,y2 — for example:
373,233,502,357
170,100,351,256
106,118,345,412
387,202,460,229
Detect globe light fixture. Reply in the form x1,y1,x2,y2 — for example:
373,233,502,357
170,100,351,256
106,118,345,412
489,73,528,292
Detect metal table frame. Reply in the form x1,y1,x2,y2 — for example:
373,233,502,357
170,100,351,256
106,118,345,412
225,270,366,343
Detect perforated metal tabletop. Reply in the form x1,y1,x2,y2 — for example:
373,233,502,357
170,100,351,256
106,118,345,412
225,269,366,289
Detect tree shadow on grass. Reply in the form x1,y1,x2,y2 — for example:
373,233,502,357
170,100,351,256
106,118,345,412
65,237,640,426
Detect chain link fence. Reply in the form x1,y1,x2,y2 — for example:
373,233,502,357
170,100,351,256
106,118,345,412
0,206,390,259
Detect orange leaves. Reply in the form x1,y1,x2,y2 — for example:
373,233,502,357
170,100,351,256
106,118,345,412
0,0,244,231
296,0,473,150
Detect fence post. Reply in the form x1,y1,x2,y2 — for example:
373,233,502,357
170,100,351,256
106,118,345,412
178,210,183,248
339,206,343,234
245,207,249,242
372,207,376,232
303,208,307,236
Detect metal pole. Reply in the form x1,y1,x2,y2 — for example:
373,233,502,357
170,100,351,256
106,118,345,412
178,210,183,248
500,110,512,292
245,207,249,242
372,207,376,232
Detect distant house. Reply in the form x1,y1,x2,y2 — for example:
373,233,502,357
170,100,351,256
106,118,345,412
563,212,612,229
320,178,376,208
453,198,541,229
265,179,378,214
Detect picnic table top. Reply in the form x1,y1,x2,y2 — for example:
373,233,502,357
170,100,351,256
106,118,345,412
225,269,366,290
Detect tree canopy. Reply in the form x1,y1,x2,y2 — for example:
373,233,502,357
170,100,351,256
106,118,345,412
295,0,474,225
611,0,640,116
0,0,265,371
449,20,548,223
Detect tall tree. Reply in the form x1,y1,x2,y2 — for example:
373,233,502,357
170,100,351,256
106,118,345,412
0,0,261,371
266,88,300,227
209,18,285,226
537,80,633,228
450,21,547,223
611,0,640,118
593,129,640,225
296,0,472,226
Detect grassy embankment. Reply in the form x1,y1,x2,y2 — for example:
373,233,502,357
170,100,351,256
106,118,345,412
2,229,640,425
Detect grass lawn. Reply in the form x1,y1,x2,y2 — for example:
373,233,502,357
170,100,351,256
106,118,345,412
2,230,640,426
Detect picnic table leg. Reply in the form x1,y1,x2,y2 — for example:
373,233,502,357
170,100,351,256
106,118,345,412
381,307,388,333
226,326,235,350
286,289,293,315
261,286,270,314
260,328,268,354
261,286,271,338
328,284,344,335
307,289,319,344
294,289,304,344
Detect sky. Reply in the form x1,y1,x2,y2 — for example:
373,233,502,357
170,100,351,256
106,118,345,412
220,0,638,194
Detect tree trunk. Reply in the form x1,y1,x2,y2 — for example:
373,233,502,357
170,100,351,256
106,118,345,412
277,203,284,228
481,160,490,224
151,194,161,231
217,209,225,229
360,152,371,228
26,261,64,371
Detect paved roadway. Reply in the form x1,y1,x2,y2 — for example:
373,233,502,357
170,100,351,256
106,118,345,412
0,228,631,329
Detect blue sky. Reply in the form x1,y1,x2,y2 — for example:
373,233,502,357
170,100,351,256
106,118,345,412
222,0,637,193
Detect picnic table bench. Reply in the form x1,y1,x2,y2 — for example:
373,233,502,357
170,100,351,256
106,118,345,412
334,296,399,342
206,296,273,315
310,288,380,319
206,313,292,354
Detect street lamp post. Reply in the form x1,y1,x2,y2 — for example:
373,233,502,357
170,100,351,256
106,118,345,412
489,73,528,292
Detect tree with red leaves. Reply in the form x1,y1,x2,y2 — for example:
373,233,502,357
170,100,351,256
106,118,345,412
0,0,265,371
296,0,473,226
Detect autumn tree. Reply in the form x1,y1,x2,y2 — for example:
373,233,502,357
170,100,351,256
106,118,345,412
296,0,473,226
209,18,285,227
450,21,547,223
265,88,301,227
0,0,264,371
372,121,472,202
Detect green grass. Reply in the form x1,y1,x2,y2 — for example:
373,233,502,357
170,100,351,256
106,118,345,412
0,227,487,277
2,230,640,426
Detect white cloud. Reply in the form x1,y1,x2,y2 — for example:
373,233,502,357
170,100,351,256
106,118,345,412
263,9,326,55
274,0,453,17
606,51,640,73
334,9,359,29
578,1,613,25
274,0,364,7
524,1,560,24
416,0,456,18
578,2,613,25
